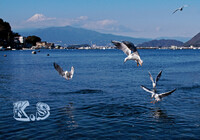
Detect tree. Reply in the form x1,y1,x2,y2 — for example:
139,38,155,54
26,35,41,46
0,18,13,47
13,32,20,37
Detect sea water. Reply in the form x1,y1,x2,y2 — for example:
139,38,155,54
0,49,200,139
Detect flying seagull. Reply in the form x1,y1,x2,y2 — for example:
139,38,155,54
141,85,176,104
149,70,162,91
111,40,143,66
53,62,74,80
172,5,188,14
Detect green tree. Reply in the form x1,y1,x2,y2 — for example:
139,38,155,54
26,35,41,46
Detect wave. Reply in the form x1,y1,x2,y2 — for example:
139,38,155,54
78,103,151,118
49,89,104,95
178,84,200,90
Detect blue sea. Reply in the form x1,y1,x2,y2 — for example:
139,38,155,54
0,49,200,139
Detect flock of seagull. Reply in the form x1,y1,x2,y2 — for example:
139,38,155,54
111,41,176,104
53,40,176,104
141,71,176,104
52,4,189,103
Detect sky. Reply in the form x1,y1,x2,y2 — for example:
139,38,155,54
1,0,200,39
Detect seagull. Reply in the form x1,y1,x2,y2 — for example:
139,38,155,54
149,70,162,92
172,5,188,14
141,85,176,104
53,62,74,80
111,40,143,66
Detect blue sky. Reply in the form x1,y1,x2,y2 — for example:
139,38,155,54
1,0,200,38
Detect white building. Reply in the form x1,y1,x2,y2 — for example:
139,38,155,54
19,36,25,44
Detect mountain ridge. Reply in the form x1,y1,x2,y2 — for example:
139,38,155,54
20,26,150,46
137,39,184,47
184,32,200,47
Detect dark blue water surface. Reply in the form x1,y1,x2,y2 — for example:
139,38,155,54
0,49,200,139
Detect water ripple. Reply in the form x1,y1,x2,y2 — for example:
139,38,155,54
49,89,104,95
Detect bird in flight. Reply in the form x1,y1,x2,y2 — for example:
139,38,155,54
141,85,176,104
111,40,143,66
149,70,162,92
53,62,74,80
172,5,188,14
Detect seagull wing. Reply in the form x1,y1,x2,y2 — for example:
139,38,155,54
141,85,155,95
53,62,65,76
159,89,176,98
70,66,74,76
148,71,155,84
172,8,179,14
122,41,139,56
111,40,131,56
155,70,162,84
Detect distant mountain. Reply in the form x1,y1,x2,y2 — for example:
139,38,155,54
156,37,190,43
184,32,200,47
20,26,150,46
137,39,184,47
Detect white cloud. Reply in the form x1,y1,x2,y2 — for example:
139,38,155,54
26,14,118,30
81,19,136,33
77,16,88,21
27,14,56,22
96,19,117,26
82,19,117,30
21,14,135,35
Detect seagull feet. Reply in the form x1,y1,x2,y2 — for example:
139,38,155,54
153,101,157,104
150,100,156,104
137,63,139,66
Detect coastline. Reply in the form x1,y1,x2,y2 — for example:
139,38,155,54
1,46,200,51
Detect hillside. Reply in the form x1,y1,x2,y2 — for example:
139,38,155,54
137,39,184,47
0,18,12,47
20,26,150,46
156,37,190,43
184,32,200,47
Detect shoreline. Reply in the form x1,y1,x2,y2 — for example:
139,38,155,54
1,46,200,51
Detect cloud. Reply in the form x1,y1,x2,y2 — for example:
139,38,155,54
82,19,117,30
22,14,136,35
77,16,88,21
26,14,89,26
82,19,135,33
27,14,56,22
96,19,117,26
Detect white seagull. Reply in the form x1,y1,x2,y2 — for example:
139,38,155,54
172,5,188,14
149,70,162,92
111,40,143,66
53,62,74,80
141,85,176,104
